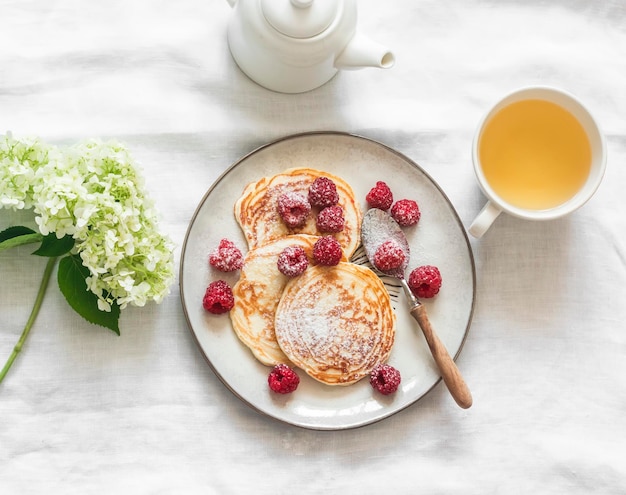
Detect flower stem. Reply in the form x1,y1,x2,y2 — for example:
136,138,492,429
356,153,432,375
0,233,43,253
0,256,58,384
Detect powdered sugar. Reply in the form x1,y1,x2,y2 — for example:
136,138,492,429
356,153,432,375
274,264,395,385
361,208,410,277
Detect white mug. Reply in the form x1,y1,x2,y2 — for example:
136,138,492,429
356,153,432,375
468,86,607,238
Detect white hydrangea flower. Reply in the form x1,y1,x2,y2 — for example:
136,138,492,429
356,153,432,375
1,135,175,311
0,134,50,211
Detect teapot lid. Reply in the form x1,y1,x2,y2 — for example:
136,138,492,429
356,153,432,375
262,0,340,39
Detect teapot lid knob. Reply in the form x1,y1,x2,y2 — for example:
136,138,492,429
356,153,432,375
262,0,339,39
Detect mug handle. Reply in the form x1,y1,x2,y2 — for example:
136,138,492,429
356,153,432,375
468,201,502,238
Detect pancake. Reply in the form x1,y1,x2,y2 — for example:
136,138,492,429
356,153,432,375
230,234,334,366
234,168,362,258
274,262,396,386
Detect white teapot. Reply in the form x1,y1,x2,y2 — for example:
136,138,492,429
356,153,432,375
225,0,395,93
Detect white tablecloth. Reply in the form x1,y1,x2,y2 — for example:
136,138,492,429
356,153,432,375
2,1,625,493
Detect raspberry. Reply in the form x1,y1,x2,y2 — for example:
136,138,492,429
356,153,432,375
308,177,339,208
209,238,244,272
366,181,393,211
202,280,234,314
268,364,300,394
370,364,401,395
391,199,421,227
316,205,345,233
277,191,311,228
277,245,309,277
408,265,442,298
373,239,406,272
312,235,342,266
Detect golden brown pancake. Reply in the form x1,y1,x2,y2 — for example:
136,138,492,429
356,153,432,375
274,263,396,385
234,168,362,258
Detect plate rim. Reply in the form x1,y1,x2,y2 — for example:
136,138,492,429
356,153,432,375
179,130,476,430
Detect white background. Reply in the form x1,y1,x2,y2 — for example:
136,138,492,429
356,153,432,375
1,1,625,493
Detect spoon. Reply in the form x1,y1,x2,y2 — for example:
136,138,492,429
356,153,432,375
361,208,473,409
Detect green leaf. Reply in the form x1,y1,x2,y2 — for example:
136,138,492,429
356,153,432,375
0,226,36,243
58,254,121,335
32,233,75,257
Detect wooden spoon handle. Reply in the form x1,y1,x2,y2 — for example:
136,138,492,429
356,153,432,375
410,304,473,409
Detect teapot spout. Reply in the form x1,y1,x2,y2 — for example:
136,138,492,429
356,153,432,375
334,33,395,70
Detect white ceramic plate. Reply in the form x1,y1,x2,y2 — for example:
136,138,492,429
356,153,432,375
180,132,475,430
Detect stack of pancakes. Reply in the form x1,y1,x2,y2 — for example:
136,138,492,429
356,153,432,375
230,168,396,386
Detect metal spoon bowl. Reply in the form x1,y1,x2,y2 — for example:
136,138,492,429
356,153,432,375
361,208,473,409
